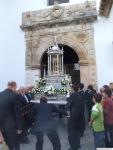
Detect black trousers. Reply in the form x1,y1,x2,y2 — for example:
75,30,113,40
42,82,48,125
86,105,92,122
36,129,61,150
59,105,65,118
20,129,28,141
105,124,113,148
67,120,80,150
2,132,20,150
79,115,86,136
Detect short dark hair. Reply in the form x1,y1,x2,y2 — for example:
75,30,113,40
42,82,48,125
88,85,93,91
7,81,16,87
78,83,84,90
93,93,102,103
103,85,110,90
103,88,112,97
40,96,47,103
71,83,79,92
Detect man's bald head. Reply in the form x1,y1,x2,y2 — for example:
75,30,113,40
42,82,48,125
7,81,17,92
19,87,25,94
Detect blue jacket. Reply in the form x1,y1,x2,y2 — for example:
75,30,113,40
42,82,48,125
30,102,64,133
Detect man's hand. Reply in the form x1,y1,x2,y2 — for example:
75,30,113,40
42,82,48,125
17,130,22,135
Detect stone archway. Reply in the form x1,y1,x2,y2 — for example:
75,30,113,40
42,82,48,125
41,44,80,84
35,36,95,87
38,37,88,65
21,2,97,88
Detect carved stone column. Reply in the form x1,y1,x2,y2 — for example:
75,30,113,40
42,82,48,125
88,61,97,89
79,60,89,88
25,65,41,86
48,54,50,74
57,54,59,74
50,55,52,75
61,55,64,74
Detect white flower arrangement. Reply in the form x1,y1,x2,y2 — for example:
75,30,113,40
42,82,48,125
30,76,71,96
36,78,46,87
44,85,55,95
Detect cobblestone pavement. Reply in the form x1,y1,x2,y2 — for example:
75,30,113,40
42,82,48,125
21,118,94,150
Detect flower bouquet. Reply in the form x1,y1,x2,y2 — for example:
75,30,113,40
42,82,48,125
44,85,56,96
36,78,46,87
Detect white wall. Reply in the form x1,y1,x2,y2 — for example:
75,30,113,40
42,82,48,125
94,5,113,89
0,0,47,90
0,0,112,90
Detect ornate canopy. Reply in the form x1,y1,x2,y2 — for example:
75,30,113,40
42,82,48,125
47,37,64,76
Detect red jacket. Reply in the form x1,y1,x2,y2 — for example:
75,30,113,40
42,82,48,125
102,97,113,125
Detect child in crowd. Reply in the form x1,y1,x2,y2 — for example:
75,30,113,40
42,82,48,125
89,93,105,149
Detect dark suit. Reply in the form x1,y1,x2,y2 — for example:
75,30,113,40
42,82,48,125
78,90,86,136
19,93,32,119
30,102,62,150
0,89,22,150
19,93,32,143
25,92,34,101
66,92,84,150
85,89,95,121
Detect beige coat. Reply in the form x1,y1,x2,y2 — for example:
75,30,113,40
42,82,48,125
0,131,8,150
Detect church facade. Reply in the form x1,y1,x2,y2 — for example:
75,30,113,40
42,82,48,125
21,1,97,87
0,0,113,90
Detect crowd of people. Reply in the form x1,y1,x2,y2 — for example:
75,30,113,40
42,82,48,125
0,81,113,150
0,82,33,150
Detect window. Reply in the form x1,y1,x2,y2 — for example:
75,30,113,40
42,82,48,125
48,0,69,6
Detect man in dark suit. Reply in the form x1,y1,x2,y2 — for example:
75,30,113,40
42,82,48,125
85,85,96,121
30,96,66,150
18,87,32,143
25,87,34,101
0,81,22,150
78,83,86,137
66,84,84,150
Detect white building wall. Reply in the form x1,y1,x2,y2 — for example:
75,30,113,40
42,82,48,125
94,5,113,89
0,0,112,90
0,0,47,90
